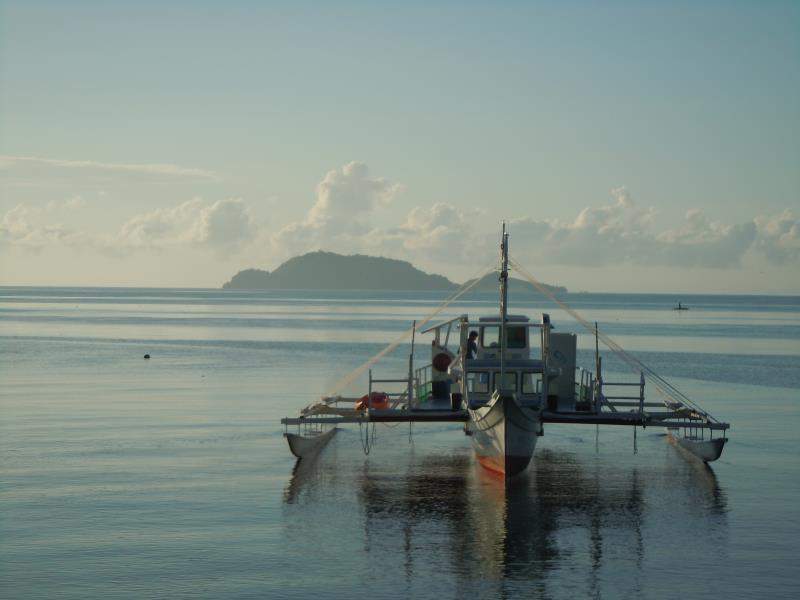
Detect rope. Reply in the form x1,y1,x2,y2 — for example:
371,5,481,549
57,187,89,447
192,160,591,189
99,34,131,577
302,258,497,415
508,255,721,423
359,420,377,455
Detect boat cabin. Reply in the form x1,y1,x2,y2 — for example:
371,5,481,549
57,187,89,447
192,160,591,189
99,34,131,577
464,314,579,412
421,312,578,412
471,315,534,361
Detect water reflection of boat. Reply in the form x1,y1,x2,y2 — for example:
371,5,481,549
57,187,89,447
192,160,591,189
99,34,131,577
282,436,729,595
353,448,727,594
283,436,340,504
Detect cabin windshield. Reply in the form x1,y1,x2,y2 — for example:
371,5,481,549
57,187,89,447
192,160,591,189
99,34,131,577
481,326,500,348
480,325,526,349
507,326,526,349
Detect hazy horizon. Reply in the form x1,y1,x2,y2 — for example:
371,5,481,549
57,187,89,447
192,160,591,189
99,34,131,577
1,1,798,294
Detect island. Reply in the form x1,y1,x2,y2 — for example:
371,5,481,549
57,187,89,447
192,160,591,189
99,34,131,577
222,250,566,294
222,251,454,290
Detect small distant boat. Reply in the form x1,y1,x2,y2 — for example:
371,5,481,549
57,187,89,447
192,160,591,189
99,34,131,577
673,302,689,311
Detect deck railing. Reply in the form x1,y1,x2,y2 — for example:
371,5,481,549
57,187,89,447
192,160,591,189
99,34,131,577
575,368,595,408
368,369,415,409
413,364,433,404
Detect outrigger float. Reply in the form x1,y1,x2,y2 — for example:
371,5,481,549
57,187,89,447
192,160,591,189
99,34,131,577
282,226,729,477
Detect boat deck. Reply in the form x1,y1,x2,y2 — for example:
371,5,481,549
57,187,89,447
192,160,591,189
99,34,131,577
281,407,728,430
281,408,469,425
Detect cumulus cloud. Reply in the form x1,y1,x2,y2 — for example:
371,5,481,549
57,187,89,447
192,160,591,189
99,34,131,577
273,161,400,256
651,209,757,267
0,155,216,185
62,195,87,210
3,157,796,282
189,199,256,245
509,188,652,266
271,167,795,277
1,195,255,258
504,189,772,270
118,198,254,250
365,203,488,266
754,209,800,265
0,204,77,247
271,161,494,273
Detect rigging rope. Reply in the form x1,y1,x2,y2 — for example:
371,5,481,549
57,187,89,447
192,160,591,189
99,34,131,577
302,258,498,415
508,256,720,423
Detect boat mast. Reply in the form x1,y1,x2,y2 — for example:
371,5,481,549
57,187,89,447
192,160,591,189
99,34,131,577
499,223,509,389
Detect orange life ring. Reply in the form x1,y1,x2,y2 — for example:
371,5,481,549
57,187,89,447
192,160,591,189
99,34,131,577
355,392,390,411
432,352,452,372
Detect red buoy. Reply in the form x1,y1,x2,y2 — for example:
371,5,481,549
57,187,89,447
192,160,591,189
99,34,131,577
355,392,390,411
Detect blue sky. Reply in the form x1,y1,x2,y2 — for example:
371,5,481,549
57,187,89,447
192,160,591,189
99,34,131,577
1,1,798,292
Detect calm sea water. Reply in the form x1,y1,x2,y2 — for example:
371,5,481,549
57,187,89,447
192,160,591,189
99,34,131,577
1,287,799,599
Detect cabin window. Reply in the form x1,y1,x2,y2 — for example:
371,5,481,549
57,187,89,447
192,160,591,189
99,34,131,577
481,326,500,348
522,372,543,395
506,326,526,349
481,325,526,349
493,372,517,392
467,371,490,394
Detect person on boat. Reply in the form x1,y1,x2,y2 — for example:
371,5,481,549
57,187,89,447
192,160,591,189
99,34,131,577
466,331,479,360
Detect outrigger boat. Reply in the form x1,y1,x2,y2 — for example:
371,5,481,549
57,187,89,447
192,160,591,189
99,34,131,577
285,427,337,459
282,226,730,477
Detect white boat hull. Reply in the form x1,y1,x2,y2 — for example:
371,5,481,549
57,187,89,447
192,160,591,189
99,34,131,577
668,430,727,462
468,394,541,477
285,428,337,459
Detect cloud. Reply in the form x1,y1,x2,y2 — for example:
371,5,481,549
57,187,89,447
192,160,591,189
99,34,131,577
365,203,488,266
273,161,401,256
118,198,255,250
508,189,768,269
1,195,255,255
271,162,492,273
651,209,757,267
0,204,77,247
118,199,203,246
754,209,800,265
2,158,796,282
272,168,793,277
62,195,87,210
189,199,256,245
509,188,654,266
310,161,399,229
0,155,217,185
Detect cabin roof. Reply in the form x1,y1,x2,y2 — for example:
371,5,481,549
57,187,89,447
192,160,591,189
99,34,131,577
477,314,530,323
466,358,544,370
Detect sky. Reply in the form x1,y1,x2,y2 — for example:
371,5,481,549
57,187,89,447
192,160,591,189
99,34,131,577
1,0,798,293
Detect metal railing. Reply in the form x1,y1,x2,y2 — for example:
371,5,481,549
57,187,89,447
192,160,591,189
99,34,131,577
368,369,414,409
413,364,433,405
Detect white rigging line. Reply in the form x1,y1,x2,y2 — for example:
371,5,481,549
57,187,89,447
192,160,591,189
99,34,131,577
302,258,498,415
508,255,720,423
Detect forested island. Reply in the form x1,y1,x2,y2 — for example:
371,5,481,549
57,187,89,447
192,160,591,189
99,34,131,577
222,251,566,293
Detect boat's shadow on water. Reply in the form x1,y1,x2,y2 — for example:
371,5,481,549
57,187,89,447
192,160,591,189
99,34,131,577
283,440,728,594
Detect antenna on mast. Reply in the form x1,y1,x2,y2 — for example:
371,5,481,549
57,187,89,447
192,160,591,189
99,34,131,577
499,223,509,388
